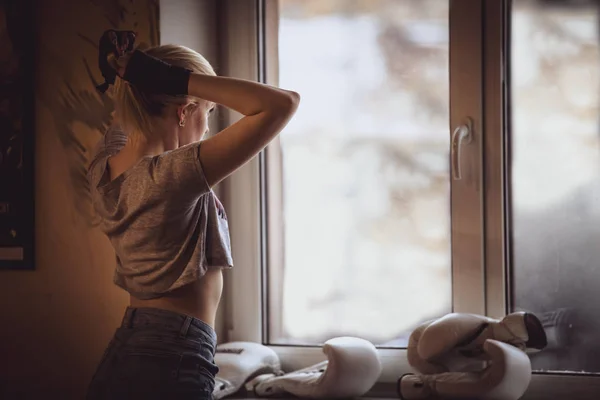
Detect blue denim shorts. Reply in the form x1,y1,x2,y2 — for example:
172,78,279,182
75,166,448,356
86,307,219,400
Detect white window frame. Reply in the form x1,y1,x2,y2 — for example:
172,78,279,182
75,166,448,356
219,0,600,396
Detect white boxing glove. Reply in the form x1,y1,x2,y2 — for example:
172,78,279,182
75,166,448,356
398,339,532,400
408,312,547,375
248,337,382,399
213,341,282,400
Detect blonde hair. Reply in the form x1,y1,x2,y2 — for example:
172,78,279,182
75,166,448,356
113,44,216,137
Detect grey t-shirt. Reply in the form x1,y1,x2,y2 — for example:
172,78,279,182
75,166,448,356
87,127,233,300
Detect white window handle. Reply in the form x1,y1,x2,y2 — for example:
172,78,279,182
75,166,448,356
451,117,474,180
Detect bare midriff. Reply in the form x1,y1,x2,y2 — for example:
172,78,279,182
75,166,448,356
129,268,224,328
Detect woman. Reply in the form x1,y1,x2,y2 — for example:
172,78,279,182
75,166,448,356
86,43,299,399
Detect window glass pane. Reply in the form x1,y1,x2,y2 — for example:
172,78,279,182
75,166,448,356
267,0,451,346
510,0,600,372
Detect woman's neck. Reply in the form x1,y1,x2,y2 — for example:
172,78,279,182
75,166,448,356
127,128,179,157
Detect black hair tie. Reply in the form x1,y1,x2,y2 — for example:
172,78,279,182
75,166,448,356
96,29,136,94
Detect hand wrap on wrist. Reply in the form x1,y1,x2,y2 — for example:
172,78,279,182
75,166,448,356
123,50,191,96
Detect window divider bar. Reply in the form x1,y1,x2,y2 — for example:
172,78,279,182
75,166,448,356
449,0,486,315
482,0,508,319
220,0,263,344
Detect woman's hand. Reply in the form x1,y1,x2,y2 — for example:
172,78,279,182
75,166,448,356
98,29,190,96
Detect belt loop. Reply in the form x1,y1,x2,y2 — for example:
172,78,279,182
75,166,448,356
180,316,192,337
121,308,130,328
122,307,137,329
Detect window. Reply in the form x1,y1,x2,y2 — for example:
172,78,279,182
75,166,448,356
510,0,600,374
266,0,453,347
221,0,600,395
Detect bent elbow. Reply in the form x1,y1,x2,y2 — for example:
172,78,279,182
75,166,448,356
288,90,301,107
277,90,300,114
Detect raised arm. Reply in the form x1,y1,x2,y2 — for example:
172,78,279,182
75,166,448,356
113,47,300,188
187,74,299,187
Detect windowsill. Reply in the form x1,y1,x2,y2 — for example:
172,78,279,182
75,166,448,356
227,374,600,399
226,383,398,399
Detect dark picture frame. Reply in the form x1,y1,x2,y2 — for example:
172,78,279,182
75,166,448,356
0,0,35,270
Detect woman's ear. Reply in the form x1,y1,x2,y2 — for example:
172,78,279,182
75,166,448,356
176,104,186,121
178,102,198,119
176,102,199,126
185,101,200,114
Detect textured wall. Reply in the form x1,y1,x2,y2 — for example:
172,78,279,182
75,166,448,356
0,0,159,398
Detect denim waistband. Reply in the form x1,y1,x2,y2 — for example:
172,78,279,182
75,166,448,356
120,307,217,344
